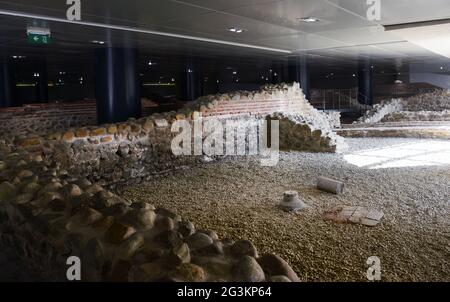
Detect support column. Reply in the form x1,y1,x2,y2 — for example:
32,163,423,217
35,59,48,103
288,56,310,100
0,56,17,107
179,59,202,101
358,61,373,105
95,47,141,124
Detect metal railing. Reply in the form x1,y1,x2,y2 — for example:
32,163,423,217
310,88,371,113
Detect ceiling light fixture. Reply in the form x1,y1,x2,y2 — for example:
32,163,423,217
299,17,320,23
11,55,26,59
90,40,105,45
228,27,244,33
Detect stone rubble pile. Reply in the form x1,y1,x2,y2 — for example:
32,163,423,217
271,112,345,153
355,99,404,124
0,148,299,282
355,89,450,124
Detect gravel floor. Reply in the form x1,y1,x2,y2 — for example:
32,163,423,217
123,138,450,282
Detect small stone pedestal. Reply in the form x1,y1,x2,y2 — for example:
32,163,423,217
279,191,307,212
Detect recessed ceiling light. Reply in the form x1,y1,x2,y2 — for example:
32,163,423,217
299,17,320,23
11,55,26,59
228,27,245,33
148,61,157,66
440,66,444,70
90,40,105,45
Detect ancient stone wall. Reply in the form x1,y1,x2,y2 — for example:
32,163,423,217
0,101,97,139
355,89,450,125
0,149,299,282
0,83,341,282
12,83,341,187
355,99,404,124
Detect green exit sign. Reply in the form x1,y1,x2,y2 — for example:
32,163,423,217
27,33,51,45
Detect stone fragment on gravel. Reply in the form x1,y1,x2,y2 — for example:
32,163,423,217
323,205,384,227
279,190,307,212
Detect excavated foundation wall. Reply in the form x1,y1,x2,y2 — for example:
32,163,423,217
355,89,450,124
0,83,338,282
0,101,97,140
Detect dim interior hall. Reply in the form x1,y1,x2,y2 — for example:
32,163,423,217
0,0,449,282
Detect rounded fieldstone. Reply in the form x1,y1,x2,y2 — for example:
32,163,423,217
155,207,181,222
230,240,258,258
44,182,63,192
186,232,214,250
155,216,175,231
170,263,206,282
123,209,156,229
270,275,292,282
0,182,16,202
17,170,33,179
155,230,183,249
178,220,195,237
137,262,167,282
83,238,105,267
85,184,104,196
102,203,130,217
70,207,103,226
22,182,41,194
197,229,219,241
15,192,34,204
232,256,265,282
63,184,83,197
192,256,232,276
76,178,92,189
257,254,300,282
105,222,136,244
131,201,156,211
47,198,67,212
160,243,191,268
195,241,224,256
118,233,145,260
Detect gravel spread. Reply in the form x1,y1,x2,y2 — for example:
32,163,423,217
122,138,450,281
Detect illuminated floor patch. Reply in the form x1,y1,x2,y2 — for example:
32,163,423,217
343,140,450,169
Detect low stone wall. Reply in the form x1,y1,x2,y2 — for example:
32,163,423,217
355,99,404,124
381,110,450,122
0,151,299,282
0,101,97,139
13,83,341,187
0,83,340,281
355,89,450,125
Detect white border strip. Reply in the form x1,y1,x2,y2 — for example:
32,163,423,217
0,9,292,54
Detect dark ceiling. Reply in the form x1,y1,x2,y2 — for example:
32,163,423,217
1,0,450,79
